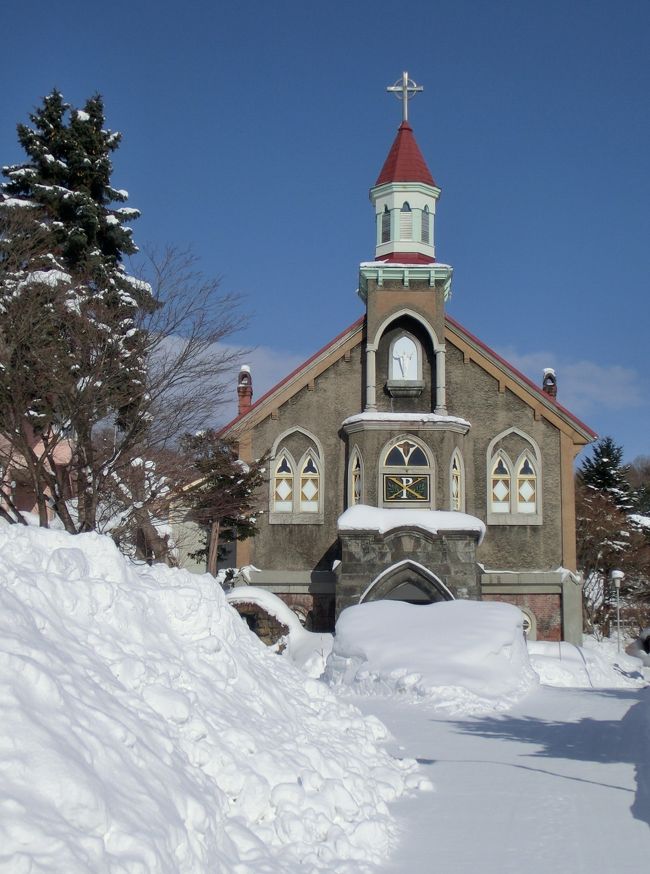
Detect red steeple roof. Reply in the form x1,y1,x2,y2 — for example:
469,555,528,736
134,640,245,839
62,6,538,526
375,121,436,187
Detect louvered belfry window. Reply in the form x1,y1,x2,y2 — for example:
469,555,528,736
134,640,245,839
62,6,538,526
399,202,412,240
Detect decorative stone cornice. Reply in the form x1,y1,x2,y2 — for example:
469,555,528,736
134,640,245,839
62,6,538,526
358,261,453,302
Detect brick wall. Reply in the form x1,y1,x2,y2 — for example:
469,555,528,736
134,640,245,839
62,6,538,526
482,592,562,641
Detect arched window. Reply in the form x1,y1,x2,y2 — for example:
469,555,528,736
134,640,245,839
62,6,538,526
486,428,543,525
421,205,430,244
269,428,325,524
382,437,432,506
450,450,464,512
516,455,537,514
273,453,294,513
299,452,320,513
381,206,391,243
490,454,511,514
349,448,363,506
399,202,412,240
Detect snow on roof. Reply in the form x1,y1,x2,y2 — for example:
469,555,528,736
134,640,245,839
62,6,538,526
342,411,470,428
360,260,453,269
240,364,251,373
338,505,485,543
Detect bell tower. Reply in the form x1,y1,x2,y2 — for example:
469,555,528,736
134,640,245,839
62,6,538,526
371,73,441,264
358,73,453,414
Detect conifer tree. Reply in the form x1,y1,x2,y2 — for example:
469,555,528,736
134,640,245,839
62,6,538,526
182,432,267,576
0,90,156,529
578,436,633,511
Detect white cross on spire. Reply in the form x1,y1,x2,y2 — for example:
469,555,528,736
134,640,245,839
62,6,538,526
386,71,423,123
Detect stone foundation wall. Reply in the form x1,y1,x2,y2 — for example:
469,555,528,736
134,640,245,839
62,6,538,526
229,601,289,647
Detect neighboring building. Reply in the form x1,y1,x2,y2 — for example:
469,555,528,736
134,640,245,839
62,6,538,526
222,74,595,644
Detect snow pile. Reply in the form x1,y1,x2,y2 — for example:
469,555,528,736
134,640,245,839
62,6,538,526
528,638,646,688
226,585,333,678
0,523,423,873
324,600,538,714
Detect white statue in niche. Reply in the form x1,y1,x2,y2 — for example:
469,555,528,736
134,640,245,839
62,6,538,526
391,335,418,380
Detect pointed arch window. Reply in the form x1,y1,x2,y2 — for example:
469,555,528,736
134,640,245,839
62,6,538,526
269,429,325,525
450,450,465,512
399,202,412,240
299,453,320,513
487,429,543,524
516,456,537,514
349,448,363,506
421,205,430,244
490,455,511,514
381,437,432,506
273,453,294,513
381,206,391,243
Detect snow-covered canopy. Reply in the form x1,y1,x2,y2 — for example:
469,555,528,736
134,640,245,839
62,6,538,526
338,505,486,543
342,411,470,428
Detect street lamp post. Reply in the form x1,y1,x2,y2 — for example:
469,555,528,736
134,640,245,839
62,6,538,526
611,570,625,653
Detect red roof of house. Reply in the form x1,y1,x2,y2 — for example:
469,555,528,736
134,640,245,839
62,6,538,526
375,121,436,187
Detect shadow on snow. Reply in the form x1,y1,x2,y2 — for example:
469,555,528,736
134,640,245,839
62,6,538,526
439,687,650,829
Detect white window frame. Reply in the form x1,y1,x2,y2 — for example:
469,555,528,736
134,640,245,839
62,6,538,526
450,449,465,512
486,429,542,525
269,428,325,525
348,446,364,507
379,435,434,509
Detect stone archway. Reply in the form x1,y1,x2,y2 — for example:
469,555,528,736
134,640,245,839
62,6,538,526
360,559,454,605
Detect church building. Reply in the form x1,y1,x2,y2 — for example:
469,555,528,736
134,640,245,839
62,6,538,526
222,74,595,644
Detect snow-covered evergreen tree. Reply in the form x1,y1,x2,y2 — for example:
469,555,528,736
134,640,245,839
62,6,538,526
0,90,156,529
579,436,633,511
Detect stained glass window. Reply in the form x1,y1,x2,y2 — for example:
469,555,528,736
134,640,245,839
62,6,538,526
299,454,319,513
517,457,537,514
350,451,362,506
491,456,511,513
451,452,463,511
273,454,293,513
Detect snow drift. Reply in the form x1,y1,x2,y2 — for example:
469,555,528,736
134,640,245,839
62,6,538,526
324,599,538,714
0,523,423,873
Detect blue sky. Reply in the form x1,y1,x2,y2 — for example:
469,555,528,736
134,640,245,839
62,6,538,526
1,0,648,461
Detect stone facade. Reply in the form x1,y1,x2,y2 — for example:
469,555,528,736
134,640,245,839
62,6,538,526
221,110,595,644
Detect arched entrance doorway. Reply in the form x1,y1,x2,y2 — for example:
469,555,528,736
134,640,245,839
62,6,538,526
360,560,454,605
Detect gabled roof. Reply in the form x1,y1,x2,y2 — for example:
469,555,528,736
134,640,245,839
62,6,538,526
444,314,597,443
375,121,436,187
221,313,596,445
220,316,365,434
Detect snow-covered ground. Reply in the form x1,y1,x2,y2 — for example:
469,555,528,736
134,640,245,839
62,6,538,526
355,685,650,872
2,520,649,872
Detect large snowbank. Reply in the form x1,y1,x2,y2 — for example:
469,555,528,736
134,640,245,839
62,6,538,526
325,600,538,714
0,523,424,873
